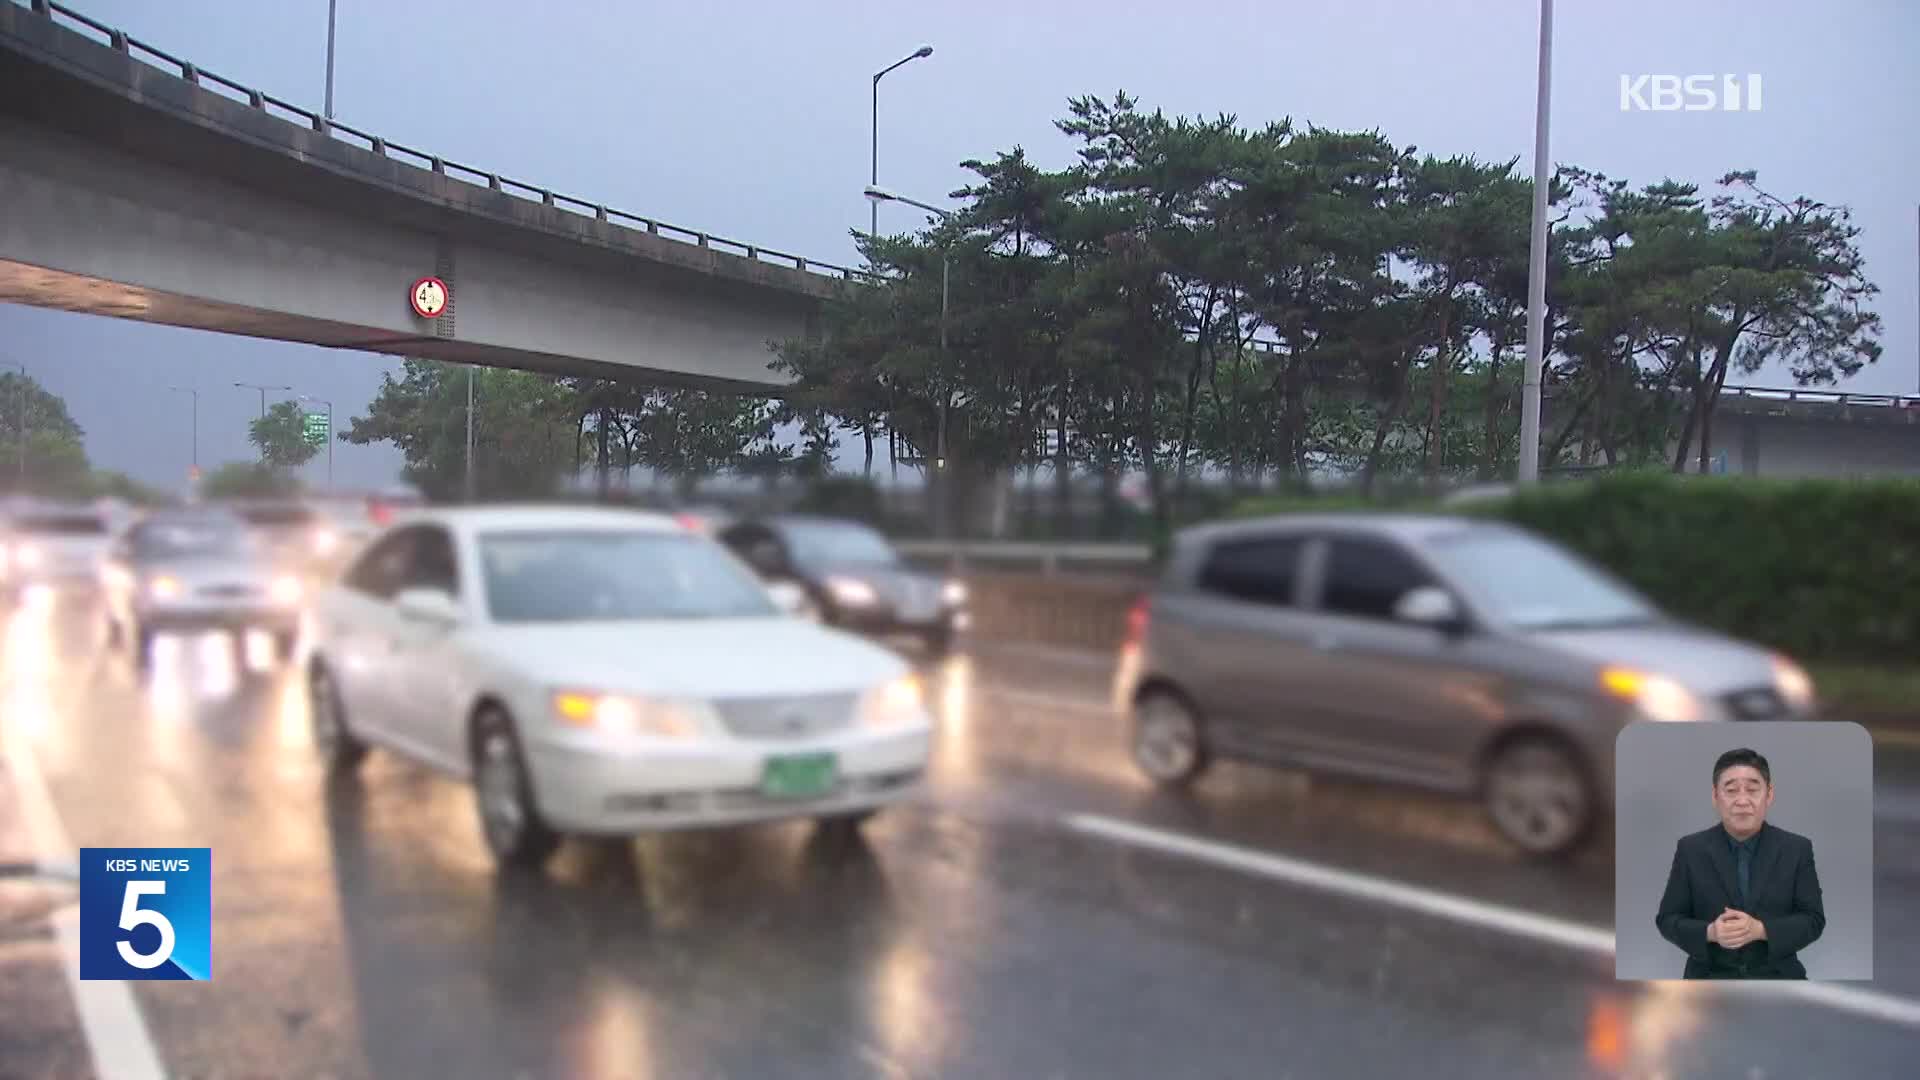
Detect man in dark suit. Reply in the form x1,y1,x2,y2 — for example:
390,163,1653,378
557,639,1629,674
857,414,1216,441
1655,747,1826,979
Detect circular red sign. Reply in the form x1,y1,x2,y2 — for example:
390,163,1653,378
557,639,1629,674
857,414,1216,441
409,276,449,319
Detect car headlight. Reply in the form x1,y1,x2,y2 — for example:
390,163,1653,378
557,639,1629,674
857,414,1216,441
148,575,183,601
552,691,698,738
861,674,927,728
942,580,968,606
1771,654,1815,711
827,577,879,607
312,528,339,556
269,575,304,604
1601,667,1700,722
15,544,41,570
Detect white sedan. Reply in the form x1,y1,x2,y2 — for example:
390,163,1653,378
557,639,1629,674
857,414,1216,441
304,506,935,868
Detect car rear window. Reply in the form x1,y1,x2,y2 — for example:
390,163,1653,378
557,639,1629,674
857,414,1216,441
237,506,316,526
1196,535,1305,607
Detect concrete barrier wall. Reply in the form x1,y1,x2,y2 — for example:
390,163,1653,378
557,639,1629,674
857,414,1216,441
946,568,1141,654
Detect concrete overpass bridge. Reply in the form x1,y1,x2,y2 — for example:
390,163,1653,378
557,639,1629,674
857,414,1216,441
0,0,860,390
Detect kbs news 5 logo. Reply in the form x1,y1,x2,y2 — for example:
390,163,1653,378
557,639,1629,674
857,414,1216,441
79,848,211,980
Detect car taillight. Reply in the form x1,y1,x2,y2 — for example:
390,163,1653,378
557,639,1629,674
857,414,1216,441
369,503,393,526
674,513,703,532
1124,595,1150,648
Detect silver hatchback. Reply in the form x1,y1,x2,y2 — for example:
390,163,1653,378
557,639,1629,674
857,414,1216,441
1115,514,1816,856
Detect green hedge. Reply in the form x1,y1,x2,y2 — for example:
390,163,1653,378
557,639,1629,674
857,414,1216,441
1233,474,1920,665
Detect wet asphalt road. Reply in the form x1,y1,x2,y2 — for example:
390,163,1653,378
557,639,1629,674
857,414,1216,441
4,599,1920,1079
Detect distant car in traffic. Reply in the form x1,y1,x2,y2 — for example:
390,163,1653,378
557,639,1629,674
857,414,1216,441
1116,514,1817,856
718,515,969,656
0,500,112,603
225,499,341,571
100,509,308,668
304,505,935,869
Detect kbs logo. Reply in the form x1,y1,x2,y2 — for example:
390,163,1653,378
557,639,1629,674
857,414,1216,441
79,848,211,980
1620,74,1763,112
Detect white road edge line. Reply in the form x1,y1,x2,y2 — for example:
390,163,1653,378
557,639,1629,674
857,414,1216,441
1064,811,1920,1028
3,728,168,1080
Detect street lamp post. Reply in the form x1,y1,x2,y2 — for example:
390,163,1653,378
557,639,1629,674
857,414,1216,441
465,366,475,503
870,46,933,239
1517,0,1554,485
324,0,338,121
865,185,952,537
166,385,198,476
298,394,334,492
234,381,293,463
2,360,24,490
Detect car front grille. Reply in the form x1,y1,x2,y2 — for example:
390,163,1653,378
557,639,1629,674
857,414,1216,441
197,583,261,600
1722,686,1790,721
714,692,858,740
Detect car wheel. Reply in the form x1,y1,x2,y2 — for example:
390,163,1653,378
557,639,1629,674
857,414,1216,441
815,808,877,834
274,631,299,664
308,663,367,771
923,626,954,658
132,623,154,673
1130,689,1210,787
1482,735,1595,857
471,710,561,870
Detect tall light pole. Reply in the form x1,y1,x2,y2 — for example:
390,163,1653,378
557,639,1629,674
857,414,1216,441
324,0,338,121
167,385,198,478
234,381,292,462
1517,0,1554,485
464,367,476,503
298,394,334,492
865,185,952,536
2,360,24,490
870,45,933,239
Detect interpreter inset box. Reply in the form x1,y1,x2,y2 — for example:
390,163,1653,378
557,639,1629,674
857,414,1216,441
1613,722,1872,981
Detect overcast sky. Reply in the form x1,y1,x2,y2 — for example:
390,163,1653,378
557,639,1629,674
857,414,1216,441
2,0,1914,493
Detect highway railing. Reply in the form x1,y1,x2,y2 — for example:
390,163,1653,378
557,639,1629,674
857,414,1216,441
17,0,877,285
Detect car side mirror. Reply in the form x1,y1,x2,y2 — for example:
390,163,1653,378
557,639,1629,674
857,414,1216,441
394,587,463,627
766,581,813,619
1394,586,1466,633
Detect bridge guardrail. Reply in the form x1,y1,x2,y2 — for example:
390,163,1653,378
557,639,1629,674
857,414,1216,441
18,0,877,285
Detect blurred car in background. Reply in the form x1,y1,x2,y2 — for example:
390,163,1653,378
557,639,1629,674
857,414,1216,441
225,499,340,573
1117,514,1816,857
365,484,427,528
100,508,308,668
718,515,969,656
304,505,934,869
1,499,112,603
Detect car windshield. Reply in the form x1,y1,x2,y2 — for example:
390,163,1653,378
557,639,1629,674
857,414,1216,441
781,521,898,568
11,514,106,535
480,530,777,622
130,519,252,560
1422,528,1656,631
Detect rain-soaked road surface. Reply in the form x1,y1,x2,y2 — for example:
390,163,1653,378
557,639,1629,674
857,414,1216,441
4,597,1920,1079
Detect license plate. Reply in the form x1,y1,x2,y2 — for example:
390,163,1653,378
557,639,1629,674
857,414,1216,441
760,752,838,799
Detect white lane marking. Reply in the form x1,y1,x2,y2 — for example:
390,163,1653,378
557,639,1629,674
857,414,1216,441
2,727,168,1080
981,686,1115,717
1064,812,1920,1028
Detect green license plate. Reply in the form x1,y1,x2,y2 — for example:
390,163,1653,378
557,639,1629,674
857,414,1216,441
761,752,838,799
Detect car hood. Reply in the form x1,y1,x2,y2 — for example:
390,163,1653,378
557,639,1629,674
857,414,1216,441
1529,622,1778,696
808,563,944,604
466,617,909,698
136,556,286,587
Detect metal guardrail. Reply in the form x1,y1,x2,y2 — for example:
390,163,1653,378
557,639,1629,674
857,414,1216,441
1714,385,1920,409
896,539,1152,576
16,0,875,285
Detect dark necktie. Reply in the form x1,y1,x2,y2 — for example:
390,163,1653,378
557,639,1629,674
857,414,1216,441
1735,841,1753,908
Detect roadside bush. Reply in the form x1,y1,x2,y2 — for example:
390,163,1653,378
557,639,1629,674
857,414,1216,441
1477,474,1920,665
1233,473,1920,664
